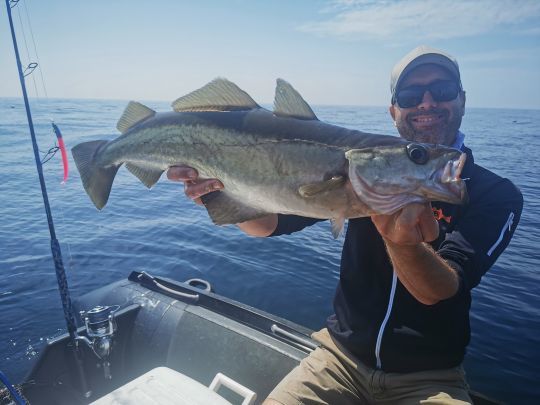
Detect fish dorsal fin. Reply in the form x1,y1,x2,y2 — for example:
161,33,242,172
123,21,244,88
273,78,318,120
117,101,156,134
172,78,260,112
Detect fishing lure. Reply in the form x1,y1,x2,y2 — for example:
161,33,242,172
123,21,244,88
51,122,69,183
433,207,452,223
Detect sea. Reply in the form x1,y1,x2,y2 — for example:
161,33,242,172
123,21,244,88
0,98,538,404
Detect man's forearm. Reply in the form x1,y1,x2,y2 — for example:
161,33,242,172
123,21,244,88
384,240,459,305
237,214,278,237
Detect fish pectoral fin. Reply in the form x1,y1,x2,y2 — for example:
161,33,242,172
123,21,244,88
125,163,164,188
330,217,345,239
172,78,260,112
298,176,345,197
201,191,269,225
117,101,156,134
273,79,318,120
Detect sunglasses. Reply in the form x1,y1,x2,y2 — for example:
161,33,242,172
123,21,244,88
395,80,460,108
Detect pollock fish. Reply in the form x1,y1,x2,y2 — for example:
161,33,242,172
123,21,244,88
72,78,467,237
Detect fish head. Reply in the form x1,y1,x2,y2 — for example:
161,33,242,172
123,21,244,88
345,142,467,214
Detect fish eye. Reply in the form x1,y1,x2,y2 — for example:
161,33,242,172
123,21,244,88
406,143,429,165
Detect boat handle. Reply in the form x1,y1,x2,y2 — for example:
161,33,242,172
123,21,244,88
138,272,199,301
271,324,318,351
209,372,257,405
186,278,212,293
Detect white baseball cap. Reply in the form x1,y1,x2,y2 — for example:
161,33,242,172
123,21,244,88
390,45,462,103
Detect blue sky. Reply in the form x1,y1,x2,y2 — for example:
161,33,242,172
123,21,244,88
1,0,539,109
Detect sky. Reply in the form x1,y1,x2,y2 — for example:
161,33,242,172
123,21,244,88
1,0,539,109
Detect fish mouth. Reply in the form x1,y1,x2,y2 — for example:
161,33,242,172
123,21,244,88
431,152,468,204
347,148,468,213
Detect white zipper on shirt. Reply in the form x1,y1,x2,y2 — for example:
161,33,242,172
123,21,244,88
487,212,515,256
375,271,397,369
372,211,514,369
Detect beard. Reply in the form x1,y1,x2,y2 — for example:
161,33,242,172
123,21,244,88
396,107,463,146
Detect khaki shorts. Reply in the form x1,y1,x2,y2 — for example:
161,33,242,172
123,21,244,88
268,328,472,405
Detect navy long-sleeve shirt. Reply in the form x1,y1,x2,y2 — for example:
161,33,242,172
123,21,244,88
271,146,523,372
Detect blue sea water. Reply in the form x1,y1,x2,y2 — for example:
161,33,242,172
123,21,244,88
0,98,539,403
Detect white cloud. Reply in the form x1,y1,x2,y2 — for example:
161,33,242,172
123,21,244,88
518,26,540,36
460,47,540,63
299,0,540,40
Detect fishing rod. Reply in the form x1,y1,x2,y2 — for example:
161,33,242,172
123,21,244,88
5,0,90,397
5,0,77,341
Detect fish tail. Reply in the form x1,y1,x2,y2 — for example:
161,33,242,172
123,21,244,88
71,140,120,210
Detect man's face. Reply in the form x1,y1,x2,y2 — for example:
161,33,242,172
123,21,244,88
389,64,466,146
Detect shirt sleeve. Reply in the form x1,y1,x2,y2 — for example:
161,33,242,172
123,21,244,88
270,214,323,236
437,178,523,291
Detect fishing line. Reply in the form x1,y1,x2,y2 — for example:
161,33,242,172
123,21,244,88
23,0,47,98
15,0,64,171
10,0,76,283
17,0,68,183
15,4,39,97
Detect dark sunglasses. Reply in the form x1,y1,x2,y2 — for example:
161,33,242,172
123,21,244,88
394,80,460,108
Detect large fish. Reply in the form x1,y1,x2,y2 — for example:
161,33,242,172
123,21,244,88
72,78,467,237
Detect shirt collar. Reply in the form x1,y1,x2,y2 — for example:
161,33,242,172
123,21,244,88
451,130,465,150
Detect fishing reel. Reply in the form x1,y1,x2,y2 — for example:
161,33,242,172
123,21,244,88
77,305,119,379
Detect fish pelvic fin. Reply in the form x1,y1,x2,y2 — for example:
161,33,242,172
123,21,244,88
172,78,260,112
273,79,318,120
72,140,120,210
330,217,345,239
201,191,270,225
117,101,156,134
125,163,164,188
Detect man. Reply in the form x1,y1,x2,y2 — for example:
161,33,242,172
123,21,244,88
167,46,523,404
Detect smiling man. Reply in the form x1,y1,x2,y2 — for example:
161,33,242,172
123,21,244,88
168,46,523,404
390,47,466,147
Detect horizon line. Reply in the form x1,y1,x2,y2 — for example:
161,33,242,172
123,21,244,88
1,96,538,112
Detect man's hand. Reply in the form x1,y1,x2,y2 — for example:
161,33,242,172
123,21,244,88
371,203,457,305
166,165,223,205
371,203,439,246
